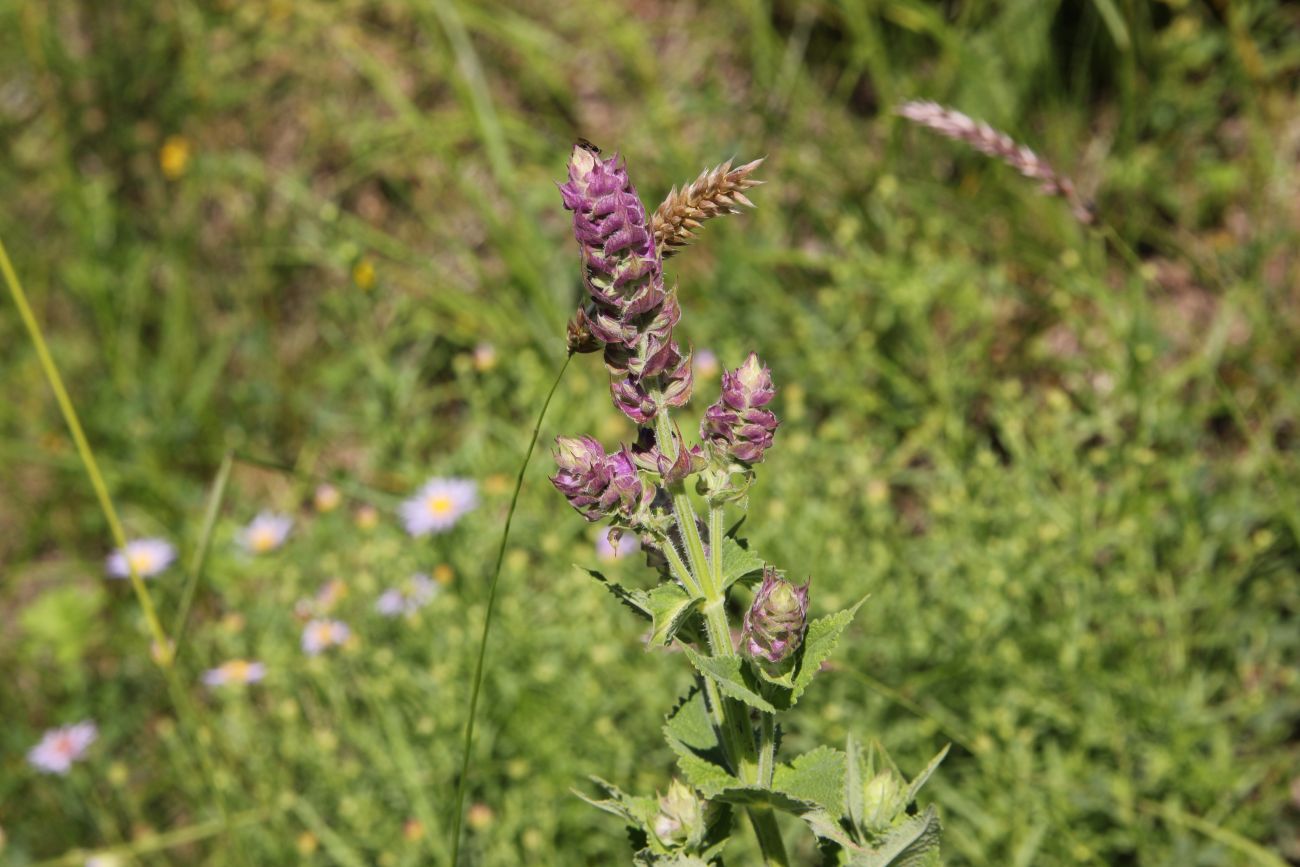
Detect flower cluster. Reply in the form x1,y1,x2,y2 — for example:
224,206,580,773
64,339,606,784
701,352,778,465
560,145,693,423
551,436,650,523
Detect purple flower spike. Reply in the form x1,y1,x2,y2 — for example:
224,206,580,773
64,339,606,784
702,352,779,464
559,146,664,327
551,437,650,522
742,568,810,665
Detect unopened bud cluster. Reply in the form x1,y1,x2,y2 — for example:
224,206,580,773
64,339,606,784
741,568,810,665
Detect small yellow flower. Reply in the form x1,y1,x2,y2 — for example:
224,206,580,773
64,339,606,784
352,258,376,290
159,135,191,180
433,564,454,586
296,831,318,855
402,818,425,841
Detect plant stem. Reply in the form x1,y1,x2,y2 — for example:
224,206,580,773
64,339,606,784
674,492,715,597
0,234,170,656
748,807,790,866
708,505,725,595
757,711,777,787
449,352,571,866
656,408,788,863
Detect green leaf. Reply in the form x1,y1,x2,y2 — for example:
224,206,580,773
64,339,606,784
904,744,950,805
663,689,736,796
845,805,942,867
713,785,817,815
585,568,651,621
645,583,703,647
845,734,867,835
683,648,776,713
773,745,848,819
720,536,764,589
770,596,867,710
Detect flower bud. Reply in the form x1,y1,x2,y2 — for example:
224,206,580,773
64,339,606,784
550,436,649,522
565,307,603,354
742,568,810,665
702,352,779,464
653,780,705,847
861,769,907,832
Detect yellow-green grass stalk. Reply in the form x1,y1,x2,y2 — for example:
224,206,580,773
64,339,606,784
0,234,170,657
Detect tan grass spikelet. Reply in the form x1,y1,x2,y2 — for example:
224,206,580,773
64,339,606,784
652,157,764,257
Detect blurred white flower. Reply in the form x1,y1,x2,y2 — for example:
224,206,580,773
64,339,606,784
302,619,350,655
28,721,97,775
596,528,641,562
399,478,477,537
239,512,292,554
201,659,266,688
105,538,176,579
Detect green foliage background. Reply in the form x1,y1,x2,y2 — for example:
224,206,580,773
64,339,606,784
1,0,1298,864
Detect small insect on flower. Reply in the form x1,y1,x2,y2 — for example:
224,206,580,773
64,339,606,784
596,528,641,562
239,512,292,554
201,659,267,688
399,478,477,537
106,538,176,579
302,619,351,656
28,721,97,775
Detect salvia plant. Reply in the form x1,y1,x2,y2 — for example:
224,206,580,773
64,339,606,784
550,143,948,865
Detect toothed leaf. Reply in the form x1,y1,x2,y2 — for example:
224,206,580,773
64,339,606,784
684,648,776,713
773,746,847,819
646,583,703,646
845,805,942,867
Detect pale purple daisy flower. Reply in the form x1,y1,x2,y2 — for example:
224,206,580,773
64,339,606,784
399,478,477,537
28,721,97,775
596,528,641,562
407,573,438,608
238,511,293,554
375,588,406,617
105,538,176,579
201,660,266,688
302,619,350,655
376,574,440,617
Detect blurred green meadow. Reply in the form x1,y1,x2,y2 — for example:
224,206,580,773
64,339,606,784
2,0,1299,863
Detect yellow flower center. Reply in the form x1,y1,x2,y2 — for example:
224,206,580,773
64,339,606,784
251,528,276,552
310,624,333,645
224,660,252,683
425,495,454,518
127,551,157,574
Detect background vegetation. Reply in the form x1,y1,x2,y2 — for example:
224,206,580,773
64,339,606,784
2,0,1298,864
